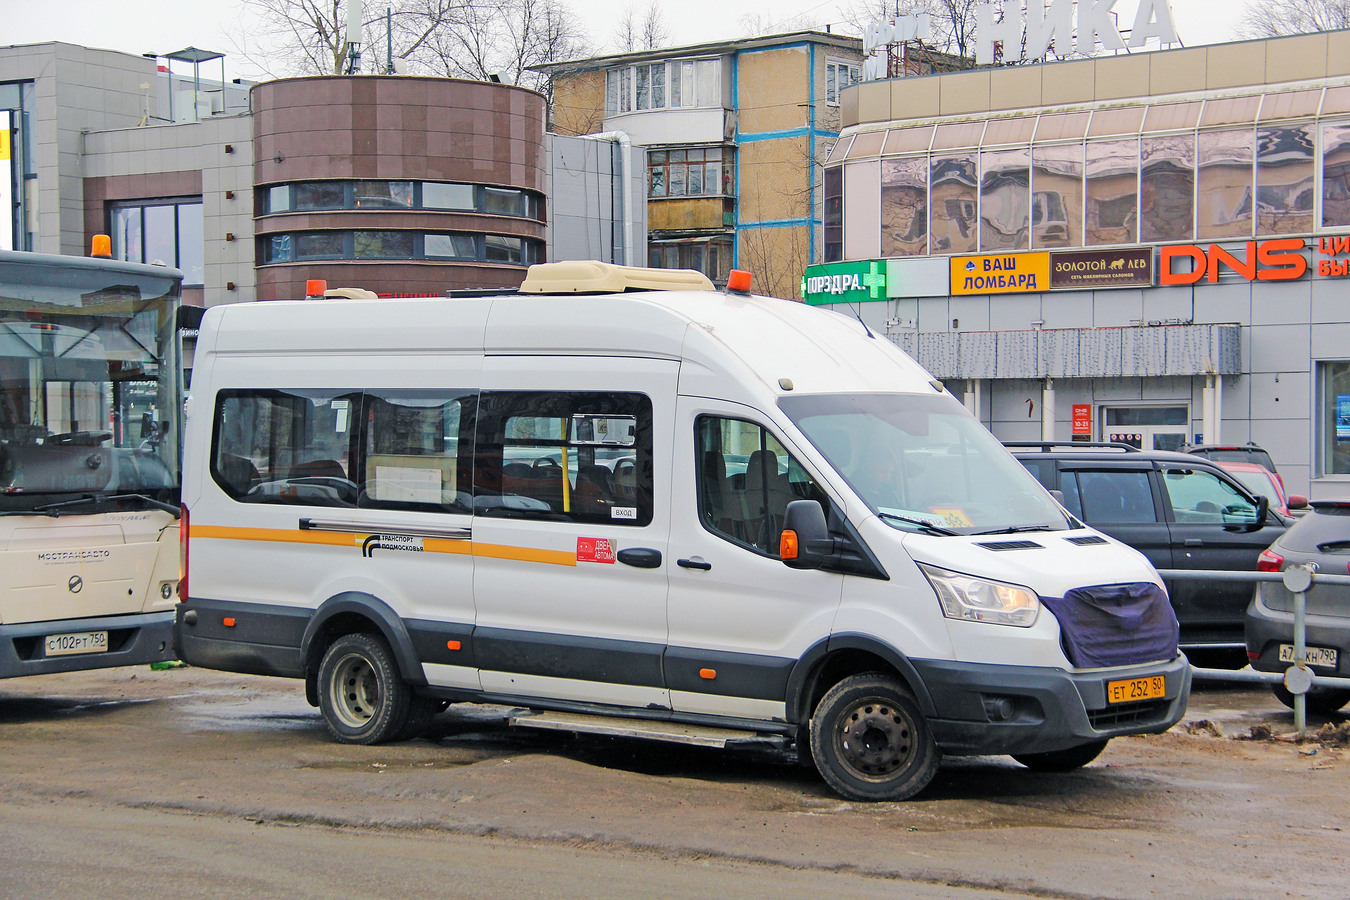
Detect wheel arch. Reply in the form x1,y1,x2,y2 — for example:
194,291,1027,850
785,633,937,725
301,592,425,706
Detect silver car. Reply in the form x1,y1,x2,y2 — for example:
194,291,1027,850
1245,500,1350,714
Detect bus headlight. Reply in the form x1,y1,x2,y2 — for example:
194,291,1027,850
918,564,1040,627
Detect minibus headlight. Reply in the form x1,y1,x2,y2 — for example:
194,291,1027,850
918,564,1040,627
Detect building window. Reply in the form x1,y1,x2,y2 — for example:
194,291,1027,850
606,59,719,115
1318,360,1350,477
648,147,729,198
635,63,665,111
979,148,1030,251
261,181,540,219
826,61,860,106
1323,122,1350,229
1196,128,1254,240
109,199,204,286
1085,138,1139,246
929,155,978,254
823,166,843,262
880,156,928,256
1139,134,1195,243
647,238,732,282
260,231,543,265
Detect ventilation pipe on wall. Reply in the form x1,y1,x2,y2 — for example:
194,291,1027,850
579,131,637,267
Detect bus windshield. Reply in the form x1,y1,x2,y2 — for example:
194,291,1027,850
0,251,184,513
780,391,1069,534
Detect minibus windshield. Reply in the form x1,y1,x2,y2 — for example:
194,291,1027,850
781,392,1069,534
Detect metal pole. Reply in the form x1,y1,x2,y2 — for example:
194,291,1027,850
1294,579,1306,735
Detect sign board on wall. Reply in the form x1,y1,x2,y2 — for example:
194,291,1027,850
1050,249,1153,290
1159,237,1350,284
1072,404,1092,436
801,260,887,305
0,111,12,252
950,252,1050,295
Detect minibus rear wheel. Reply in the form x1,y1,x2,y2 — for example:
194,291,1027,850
318,633,413,744
809,674,940,802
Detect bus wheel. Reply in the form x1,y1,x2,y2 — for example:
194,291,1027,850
809,674,940,802
318,633,412,744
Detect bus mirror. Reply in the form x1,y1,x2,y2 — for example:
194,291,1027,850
782,500,832,570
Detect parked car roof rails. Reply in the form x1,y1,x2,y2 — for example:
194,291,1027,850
1001,441,1140,453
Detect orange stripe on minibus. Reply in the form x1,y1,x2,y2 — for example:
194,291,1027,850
472,542,577,567
189,525,574,566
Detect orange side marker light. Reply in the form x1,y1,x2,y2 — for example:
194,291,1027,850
447,640,462,651
699,668,717,680
779,529,799,560
222,617,236,627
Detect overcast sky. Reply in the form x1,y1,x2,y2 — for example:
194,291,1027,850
7,0,1250,83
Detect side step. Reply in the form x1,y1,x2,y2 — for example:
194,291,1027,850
507,709,789,749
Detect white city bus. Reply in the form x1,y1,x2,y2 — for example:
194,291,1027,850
1,244,184,677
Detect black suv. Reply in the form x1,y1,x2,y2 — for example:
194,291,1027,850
1008,442,1289,659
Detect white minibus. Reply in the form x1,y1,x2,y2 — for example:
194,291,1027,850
175,262,1189,801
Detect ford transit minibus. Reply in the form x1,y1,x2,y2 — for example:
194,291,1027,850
174,261,1189,801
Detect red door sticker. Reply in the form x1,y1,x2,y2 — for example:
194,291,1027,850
576,537,616,564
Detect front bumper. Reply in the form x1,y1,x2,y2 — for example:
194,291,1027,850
911,654,1191,757
0,611,176,679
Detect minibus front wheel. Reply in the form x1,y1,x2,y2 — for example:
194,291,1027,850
317,633,415,744
809,673,940,802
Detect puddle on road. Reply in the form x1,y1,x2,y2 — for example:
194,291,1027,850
175,695,322,733
0,694,154,724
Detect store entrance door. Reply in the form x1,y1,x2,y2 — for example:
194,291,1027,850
1103,406,1189,451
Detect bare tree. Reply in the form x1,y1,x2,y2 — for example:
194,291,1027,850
228,0,460,77
1238,0,1350,37
835,0,979,60
413,0,588,93
737,11,820,36
734,142,821,300
229,0,586,86
613,0,671,52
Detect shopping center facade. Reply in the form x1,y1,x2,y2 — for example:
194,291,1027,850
809,30,1350,498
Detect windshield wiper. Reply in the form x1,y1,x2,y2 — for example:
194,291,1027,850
877,511,958,535
24,493,181,518
971,524,1056,535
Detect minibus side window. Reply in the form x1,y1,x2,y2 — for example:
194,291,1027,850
473,391,653,525
358,390,475,513
211,390,361,507
696,416,829,556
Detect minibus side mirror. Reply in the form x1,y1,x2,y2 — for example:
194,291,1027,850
780,500,834,570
